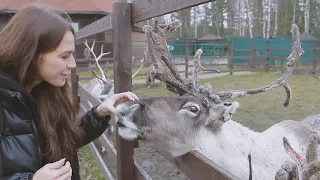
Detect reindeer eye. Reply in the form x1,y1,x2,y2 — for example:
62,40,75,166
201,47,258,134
189,106,198,113
180,102,201,116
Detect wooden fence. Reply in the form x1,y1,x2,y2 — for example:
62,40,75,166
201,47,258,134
75,39,319,83
71,1,241,180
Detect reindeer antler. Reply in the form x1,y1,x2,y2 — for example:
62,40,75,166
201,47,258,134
83,39,111,82
143,19,193,96
143,20,303,107
193,48,220,76
132,51,146,78
277,132,320,180
211,24,303,106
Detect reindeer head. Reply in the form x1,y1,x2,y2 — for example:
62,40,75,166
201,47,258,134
114,19,304,156
115,95,239,155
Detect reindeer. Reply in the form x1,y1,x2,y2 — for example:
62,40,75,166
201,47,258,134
113,19,320,180
275,115,320,180
83,39,113,101
83,39,145,101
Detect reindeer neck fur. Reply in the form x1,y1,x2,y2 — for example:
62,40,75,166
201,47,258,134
192,119,310,180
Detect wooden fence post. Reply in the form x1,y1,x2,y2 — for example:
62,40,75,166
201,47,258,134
185,42,189,79
312,41,318,76
229,42,234,75
265,41,270,72
112,2,135,180
250,42,255,71
71,59,79,108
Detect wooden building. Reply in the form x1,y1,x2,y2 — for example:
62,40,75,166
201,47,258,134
0,0,147,69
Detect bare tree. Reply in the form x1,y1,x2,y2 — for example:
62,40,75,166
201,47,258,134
274,0,278,37
305,0,311,33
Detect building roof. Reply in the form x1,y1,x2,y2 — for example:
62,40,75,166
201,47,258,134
0,0,119,14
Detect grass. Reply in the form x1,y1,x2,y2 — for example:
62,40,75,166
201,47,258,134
78,145,105,180
78,72,320,178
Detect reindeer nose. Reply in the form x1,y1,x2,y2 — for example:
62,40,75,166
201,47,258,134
132,100,147,109
224,102,232,106
117,121,125,127
138,102,147,109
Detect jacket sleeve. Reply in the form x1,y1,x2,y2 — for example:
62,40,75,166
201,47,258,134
0,173,33,180
77,105,111,148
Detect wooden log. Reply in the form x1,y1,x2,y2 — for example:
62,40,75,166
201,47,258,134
132,0,216,23
112,2,137,180
75,15,112,40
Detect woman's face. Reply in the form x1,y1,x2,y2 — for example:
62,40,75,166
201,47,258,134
37,30,76,87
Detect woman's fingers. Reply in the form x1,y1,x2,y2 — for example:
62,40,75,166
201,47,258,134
45,158,65,169
53,161,72,179
114,92,138,103
126,91,139,101
56,162,72,180
97,91,139,116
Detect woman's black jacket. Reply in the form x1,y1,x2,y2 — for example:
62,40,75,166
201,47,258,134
0,70,110,180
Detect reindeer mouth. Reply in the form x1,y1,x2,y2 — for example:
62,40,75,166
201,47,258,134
115,103,146,141
117,121,125,127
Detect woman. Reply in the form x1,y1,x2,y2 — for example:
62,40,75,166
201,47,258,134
0,4,138,180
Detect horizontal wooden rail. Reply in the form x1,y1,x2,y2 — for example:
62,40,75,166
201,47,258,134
88,142,115,180
132,0,215,23
159,150,240,180
98,134,117,163
79,102,115,180
75,15,112,40
167,39,228,43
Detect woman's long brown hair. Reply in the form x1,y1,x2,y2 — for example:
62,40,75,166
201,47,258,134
0,4,84,163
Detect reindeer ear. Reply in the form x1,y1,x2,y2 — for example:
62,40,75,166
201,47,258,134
203,102,240,131
201,104,227,131
222,102,239,122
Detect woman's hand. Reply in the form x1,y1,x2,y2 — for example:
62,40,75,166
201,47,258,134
96,91,139,117
32,158,72,180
